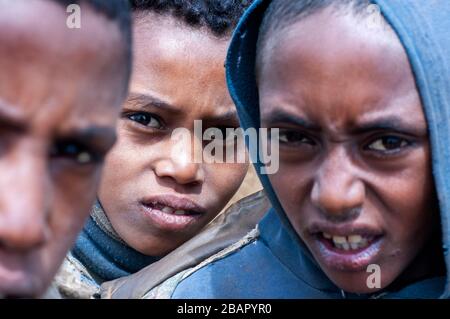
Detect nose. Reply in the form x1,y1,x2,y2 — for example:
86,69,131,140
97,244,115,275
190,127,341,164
154,137,205,186
311,147,365,222
0,143,50,250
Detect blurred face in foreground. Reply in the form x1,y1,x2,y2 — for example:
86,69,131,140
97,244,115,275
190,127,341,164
0,0,128,297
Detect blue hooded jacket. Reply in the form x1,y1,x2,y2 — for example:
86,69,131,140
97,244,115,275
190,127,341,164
169,0,450,299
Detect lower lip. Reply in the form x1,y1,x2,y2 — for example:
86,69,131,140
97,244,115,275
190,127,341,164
140,204,203,232
312,235,383,272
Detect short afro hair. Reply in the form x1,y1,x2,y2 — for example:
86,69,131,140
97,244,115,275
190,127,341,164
130,0,253,37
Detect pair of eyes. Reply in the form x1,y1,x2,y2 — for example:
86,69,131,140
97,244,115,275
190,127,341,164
128,111,410,153
278,130,409,153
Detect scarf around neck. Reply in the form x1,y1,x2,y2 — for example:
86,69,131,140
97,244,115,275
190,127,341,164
71,201,160,283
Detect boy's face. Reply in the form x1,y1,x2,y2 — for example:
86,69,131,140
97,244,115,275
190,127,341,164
97,14,248,256
258,9,437,293
0,1,127,297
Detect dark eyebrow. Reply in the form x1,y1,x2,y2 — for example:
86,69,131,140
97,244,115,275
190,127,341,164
204,110,240,124
261,109,320,131
127,93,180,114
351,117,428,136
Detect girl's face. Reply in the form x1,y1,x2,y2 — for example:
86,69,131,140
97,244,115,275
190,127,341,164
258,9,437,293
98,13,248,256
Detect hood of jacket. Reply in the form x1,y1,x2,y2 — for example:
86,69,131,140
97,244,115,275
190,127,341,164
226,0,450,298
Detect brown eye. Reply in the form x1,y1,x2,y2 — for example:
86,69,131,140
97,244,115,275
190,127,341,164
278,130,315,146
50,140,97,164
367,136,409,152
128,112,162,129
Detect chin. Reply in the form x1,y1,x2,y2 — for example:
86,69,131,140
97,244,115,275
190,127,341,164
326,271,391,295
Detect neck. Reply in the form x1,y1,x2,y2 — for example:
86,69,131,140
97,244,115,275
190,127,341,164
71,202,160,282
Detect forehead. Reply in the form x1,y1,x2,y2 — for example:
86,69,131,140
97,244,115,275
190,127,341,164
259,8,423,129
130,13,234,116
0,0,127,131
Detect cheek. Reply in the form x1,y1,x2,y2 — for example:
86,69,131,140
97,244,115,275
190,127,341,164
98,136,147,200
51,163,102,208
268,164,311,216
45,168,101,275
375,163,436,250
206,163,248,205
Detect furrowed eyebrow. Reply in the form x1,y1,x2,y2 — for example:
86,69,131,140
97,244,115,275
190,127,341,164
351,117,428,136
127,93,181,114
261,109,320,131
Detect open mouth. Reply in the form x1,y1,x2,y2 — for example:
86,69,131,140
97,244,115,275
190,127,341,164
142,201,201,217
309,225,384,271
139,195,206,231
320,233,378,253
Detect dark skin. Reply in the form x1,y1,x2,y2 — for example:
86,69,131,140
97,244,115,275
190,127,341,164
258,8,440,294
0,1,128,297
98,13,248,256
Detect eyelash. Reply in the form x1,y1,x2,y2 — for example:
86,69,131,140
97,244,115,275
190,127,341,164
277,129,316,147
123,111,164,130
363,135,412,157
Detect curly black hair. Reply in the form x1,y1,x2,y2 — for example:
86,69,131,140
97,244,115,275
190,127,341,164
131,0,253,37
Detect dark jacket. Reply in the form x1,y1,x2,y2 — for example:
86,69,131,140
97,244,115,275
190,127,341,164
101,191,270,298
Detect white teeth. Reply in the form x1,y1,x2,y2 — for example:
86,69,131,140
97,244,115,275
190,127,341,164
174,210,186,215
162,206,174,214
360,238,368,246
332,236,347,244
324,233,371,251
348,235,363,244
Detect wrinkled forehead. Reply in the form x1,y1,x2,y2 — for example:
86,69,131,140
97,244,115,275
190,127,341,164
131,14,234,118
258,10,421,125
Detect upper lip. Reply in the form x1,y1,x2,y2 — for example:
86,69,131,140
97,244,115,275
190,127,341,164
308,221,384,238
140,194,207,214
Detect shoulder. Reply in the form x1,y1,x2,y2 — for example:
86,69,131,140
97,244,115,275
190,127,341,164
144,227,262,299
53,252,100,299
102,191,270,299
148,225,322,299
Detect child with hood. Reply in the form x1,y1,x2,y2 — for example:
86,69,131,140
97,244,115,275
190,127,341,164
107,0,450,298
